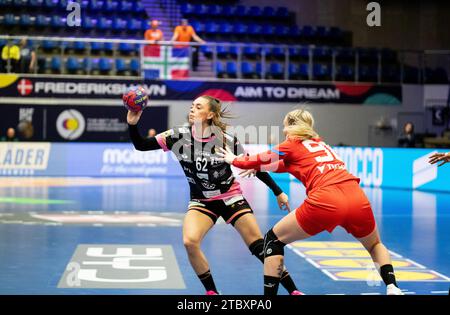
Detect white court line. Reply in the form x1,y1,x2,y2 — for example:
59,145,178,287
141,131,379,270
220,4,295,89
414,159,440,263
361,293,381,295
428,270,450,281
405,258,426,269
306,258,321,269
404,292,416,295
321,269,339,281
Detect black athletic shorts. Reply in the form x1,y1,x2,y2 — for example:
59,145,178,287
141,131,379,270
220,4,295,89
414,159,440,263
188,194,253,225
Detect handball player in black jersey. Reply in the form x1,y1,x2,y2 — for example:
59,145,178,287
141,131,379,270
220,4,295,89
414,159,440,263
127,95,302,295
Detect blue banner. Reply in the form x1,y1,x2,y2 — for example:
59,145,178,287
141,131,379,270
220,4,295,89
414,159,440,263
0,143,449,192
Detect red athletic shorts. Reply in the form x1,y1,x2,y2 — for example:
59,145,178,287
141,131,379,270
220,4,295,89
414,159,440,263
295,180,376,238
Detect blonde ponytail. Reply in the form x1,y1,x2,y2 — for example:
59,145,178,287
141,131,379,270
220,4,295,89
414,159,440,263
283,109,319,140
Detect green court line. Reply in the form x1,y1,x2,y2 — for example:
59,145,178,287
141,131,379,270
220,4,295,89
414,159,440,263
0,197,75,205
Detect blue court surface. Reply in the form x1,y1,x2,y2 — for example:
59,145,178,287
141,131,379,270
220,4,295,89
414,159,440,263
0,176,449,295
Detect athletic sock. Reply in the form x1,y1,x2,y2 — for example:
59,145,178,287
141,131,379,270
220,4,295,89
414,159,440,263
198,270,218,293
380,264,398,287
280,270,298,293
264,275,280,295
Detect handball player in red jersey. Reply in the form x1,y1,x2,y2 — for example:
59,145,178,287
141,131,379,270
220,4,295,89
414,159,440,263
218,109,404,295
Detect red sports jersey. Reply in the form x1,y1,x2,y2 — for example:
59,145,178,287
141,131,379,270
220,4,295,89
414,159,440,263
232,137,359,194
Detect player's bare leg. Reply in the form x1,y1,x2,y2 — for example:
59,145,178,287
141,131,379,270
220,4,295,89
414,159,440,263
182,210,217,294
357,227,404,295
233,213,302,294
263,211,311,295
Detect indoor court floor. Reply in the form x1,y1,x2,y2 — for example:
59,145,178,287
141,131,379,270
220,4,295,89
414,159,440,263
0,176,449,295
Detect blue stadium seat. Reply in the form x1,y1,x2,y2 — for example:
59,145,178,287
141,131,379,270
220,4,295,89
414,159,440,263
301,25,316,40
130,59,140,74
132,1,144,13
126,19,141,32
89,0,104,12
268,62,284,79
115,58,128,72
288,47,301,60
35,15,49,27
19,14,33,27
241,61,254,78
207,5,222,16
336,47,355,62
215,61,224,77
82,57,91,72
57,0,69,10
299,46,310,59
261,25,274,38
103,42,114,54
232,22,247,36
99,58,112,72
243,45,260,59
13,0,28,7
357,47,379,64
381,48,397,63
248,6,262,18
275,25,290,39
82,16,95,31
247,23,262,36
275,7,289,18
226,61,237,78
288,63,300,80
42,40,57,51
73,41,86,52
118,42,135,54
221,5,233,17
112,17,127,32
180,3,194,15
262,6,275,18
50,56,61,72
66,57,80,72
216,45,228,59
98,17,112,31
90,42,103,54
329,27,343,44
50,16,64,28
359,65,378,82
228,46,238,58
313,46,332,60
193,4,207,16
4,14,18,26
337,64,354,81
119,0,132,12
299,63,309,78
288,25,300,39
44,0,58,9
200,45,212,58
218,22,233,36
234,5,246,17
255,62,263,78
272,47,285,59
262,46,272,59
29,0,43,7
103,0,119,12
204,21,219,35
316,26,330,40
313,63,331,80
